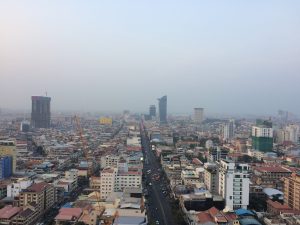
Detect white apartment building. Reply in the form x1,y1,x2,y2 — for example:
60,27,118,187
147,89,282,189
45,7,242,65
115,171,142,192
223,120,235,141
218,159,249,211
99,163,142,200
7,178,33,198
100,167,117,200
100,155,120,169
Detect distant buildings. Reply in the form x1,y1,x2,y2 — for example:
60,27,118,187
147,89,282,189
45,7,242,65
149,105,156,118
218,159,250,211
0,140,16,173
285,124,299,143
194,108,204,124
20,121,30,132
208,147,228,163
31,96,51,128
223,119,235,141
252,119,273,152
284,172,300,211
158,95,167,124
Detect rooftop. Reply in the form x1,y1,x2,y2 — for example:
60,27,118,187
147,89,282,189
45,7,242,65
255,166,291,173
0,205,22,219
55,208,83,221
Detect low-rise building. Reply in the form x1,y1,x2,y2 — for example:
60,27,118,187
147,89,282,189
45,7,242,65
253,166,292,191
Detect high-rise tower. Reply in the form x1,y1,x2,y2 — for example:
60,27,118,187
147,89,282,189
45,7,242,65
252,119,273,152
194,108,204,123
223,119,235,141
158,96,167,124
149,105,156,118
31,96,51,128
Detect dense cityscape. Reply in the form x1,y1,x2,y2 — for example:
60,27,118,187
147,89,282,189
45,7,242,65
1,1,300,225
0,95,300,225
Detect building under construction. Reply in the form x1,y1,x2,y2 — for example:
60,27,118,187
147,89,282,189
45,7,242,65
31,96,51,128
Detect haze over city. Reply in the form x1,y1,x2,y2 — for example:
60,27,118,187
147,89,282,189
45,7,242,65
1,1,300,115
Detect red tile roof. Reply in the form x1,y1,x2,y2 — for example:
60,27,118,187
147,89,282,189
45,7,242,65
197,212,214,223
267,200,290,210
255,166,291,173
55,208,82,221
0,206,22,219
27,182,49,192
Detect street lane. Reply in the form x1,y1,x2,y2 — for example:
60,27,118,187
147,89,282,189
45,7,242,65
141,122,176,225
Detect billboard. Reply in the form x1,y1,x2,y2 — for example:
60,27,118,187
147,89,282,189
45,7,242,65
99,117,112,125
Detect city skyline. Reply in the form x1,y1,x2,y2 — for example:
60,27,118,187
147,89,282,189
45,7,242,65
1,1,300,115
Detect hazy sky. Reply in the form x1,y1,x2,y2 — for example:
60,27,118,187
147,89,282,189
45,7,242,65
1,1,300,115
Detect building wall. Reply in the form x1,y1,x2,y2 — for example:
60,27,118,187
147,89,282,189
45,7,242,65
0,141,16,173
19,191,44,215
100,169,116,200
204,164,219,194
114,174,142,191
7,179,33,198
284,173,300,210
252,136,273,152
65,169,78,187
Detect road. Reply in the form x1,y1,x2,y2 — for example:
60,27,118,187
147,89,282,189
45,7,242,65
140,122,176,225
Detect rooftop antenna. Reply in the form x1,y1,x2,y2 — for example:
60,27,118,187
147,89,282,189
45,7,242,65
45,91,47,97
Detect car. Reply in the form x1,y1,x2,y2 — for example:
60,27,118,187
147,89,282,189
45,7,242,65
156,221,160,224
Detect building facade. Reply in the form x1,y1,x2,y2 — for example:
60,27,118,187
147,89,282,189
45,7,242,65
218,160,250,211
204,163,219,195
252,119,273,152
0,156,13,179
252,166,292,191
0,140,16,173
31,96,51,128
19,182,55,216
284,172,300,210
